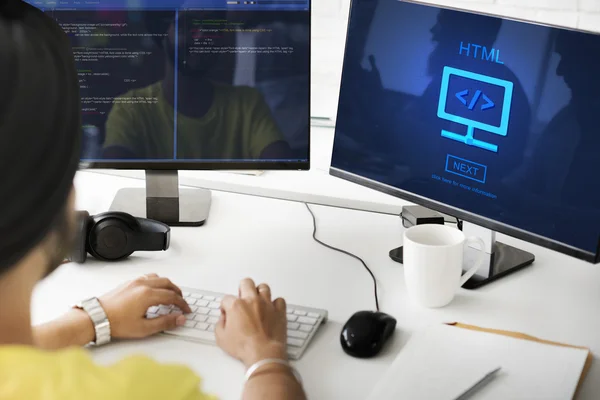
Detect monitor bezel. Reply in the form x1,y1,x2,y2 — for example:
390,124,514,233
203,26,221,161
331,0,600,264
82,2,311,172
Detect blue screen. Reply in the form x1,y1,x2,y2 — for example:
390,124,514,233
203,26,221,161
27,0,310,164
331,0,600,255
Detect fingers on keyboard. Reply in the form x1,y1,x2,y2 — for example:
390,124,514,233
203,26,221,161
159,289,326,360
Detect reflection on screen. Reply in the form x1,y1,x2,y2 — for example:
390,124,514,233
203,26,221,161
28,0,310,163
331,0,600,255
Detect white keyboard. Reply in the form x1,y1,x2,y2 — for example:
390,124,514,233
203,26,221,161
146,287,328,360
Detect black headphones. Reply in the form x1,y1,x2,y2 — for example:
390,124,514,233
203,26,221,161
70,211,171,263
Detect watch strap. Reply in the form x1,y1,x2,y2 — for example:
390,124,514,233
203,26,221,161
79,297,111,346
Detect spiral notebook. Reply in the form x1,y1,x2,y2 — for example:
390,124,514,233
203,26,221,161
367,323,592,400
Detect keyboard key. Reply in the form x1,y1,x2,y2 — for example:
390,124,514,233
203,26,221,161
169,287,328,360
288,347,301,359
158,306,171,315
182,291,190,297
171,307,181,313
286,314,298,322
297,316,317,325
195,322,209,331
169,327,215,341
146,313,159,319
194,314,208,322
288,330,309,339
147,306,159,314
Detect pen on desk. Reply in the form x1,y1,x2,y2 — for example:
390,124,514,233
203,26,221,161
454,367,501,400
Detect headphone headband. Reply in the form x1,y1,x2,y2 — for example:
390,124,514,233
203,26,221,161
135,218,171,251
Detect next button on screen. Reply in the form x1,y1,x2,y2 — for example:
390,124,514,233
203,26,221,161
445,154,487,183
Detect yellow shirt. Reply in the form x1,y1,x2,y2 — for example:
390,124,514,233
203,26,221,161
0,346,216,400
104,82,284,160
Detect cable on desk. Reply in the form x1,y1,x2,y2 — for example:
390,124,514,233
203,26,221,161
304,203,380,312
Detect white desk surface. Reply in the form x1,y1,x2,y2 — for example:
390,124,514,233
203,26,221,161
31,171,600,399
92,127,407,215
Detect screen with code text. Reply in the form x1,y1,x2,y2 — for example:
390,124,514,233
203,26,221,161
28,0,310,164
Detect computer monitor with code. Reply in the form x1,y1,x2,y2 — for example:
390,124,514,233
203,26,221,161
331,0,600,287
27,0,310,225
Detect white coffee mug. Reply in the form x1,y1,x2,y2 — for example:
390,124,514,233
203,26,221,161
403,224,485,308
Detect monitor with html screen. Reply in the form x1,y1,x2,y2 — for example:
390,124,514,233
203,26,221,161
330,0,600,274
28,0,310,226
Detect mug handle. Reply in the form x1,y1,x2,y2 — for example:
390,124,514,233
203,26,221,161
459,236,486,287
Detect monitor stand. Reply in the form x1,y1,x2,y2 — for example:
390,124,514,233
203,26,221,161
389,219,535,289
110,170,211,226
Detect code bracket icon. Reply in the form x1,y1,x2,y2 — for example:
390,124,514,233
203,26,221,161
437,66,514,153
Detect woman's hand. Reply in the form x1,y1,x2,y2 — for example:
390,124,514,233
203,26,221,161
215,278,287,368
34,273,191,350
99,273,191,339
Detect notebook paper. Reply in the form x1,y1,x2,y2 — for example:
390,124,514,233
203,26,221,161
367,324,588,400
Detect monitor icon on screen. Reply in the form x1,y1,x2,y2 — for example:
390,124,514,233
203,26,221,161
437,66,514,153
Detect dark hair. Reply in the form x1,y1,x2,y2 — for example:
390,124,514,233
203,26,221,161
556,30,600,58
438,9,502,42
0,0,81,273
144,11,174,47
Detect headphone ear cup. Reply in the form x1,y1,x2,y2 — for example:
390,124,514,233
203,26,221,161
69,211,90,263
87,217,135,262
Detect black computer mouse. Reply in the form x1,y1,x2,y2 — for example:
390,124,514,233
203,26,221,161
340,311,397,358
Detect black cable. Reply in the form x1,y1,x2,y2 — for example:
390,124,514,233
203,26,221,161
304,203,380,312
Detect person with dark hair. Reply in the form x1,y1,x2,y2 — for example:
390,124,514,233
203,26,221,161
344,8,532,216
336,7,532,194
500,30,600,243
400,9,532,176
102,8,293,160
0,2,305,399
425,9,503,77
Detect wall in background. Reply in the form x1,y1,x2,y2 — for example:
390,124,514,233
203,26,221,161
311,0,600,119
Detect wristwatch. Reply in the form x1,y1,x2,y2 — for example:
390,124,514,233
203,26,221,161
74,297,111,346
